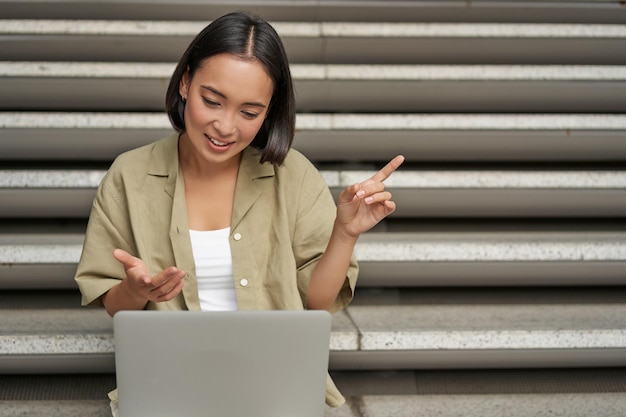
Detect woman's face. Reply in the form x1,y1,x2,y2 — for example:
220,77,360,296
179,53,273,169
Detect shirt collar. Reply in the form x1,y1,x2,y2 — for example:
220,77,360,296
147,133,276,180
146,133,278,211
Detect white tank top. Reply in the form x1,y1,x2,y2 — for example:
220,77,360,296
189,227,238,311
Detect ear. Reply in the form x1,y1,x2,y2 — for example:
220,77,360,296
179,67,190,99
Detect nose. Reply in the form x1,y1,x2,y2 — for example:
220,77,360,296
213,110,236,137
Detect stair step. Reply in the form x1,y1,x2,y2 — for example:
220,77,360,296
2,231,625,288
1,168,625,218
2,62,625,112
351,286,626,306
348,304,626,349
2,303,625,373
1,393,625,417
1,0,623,23
3,112,625,162
343,393,626,417
0,401,111,417
333,304,626,369
1,20,624,64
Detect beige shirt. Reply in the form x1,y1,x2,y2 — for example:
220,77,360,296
75,133,358,407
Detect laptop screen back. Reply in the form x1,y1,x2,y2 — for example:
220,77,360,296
113,310,332,417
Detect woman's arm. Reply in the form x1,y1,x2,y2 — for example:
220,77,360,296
307,155,405,310
306,221,359,311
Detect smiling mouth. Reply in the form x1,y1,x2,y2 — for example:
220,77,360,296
207,135,230,147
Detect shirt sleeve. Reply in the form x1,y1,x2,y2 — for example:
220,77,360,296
292,158,358,313
74,166,137,307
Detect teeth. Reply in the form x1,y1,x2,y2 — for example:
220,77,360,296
208,136,228,147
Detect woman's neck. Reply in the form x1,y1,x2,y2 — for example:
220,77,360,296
178,133,242,179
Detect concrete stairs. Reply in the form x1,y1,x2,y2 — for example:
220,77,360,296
1,1,626,416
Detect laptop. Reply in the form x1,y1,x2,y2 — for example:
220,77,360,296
113,310,332,417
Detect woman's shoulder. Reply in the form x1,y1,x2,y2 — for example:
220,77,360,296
100,134,177,193
274,148,328,190
108,134,177,175
278,148,318,175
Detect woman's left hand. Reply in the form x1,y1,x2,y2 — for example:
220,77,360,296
335,155,405,238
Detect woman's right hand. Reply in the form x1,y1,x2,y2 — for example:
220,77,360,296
113,248,186,303
102,249,186,316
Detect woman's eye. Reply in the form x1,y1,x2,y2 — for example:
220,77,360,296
202,98,219,106
242,111,259,119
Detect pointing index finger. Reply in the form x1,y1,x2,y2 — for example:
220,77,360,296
371,155,405,182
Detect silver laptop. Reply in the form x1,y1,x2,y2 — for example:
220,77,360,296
113,310,332,417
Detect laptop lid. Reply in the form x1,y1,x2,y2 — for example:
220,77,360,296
113,310,332,417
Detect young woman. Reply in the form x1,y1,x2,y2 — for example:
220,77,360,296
75,11,404,415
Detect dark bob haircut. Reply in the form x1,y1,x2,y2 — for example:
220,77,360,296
165,11,296,164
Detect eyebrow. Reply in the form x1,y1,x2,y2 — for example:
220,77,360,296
201,85,268,108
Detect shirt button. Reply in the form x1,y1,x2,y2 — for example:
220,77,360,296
239,278,249,287
233,233,242,241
